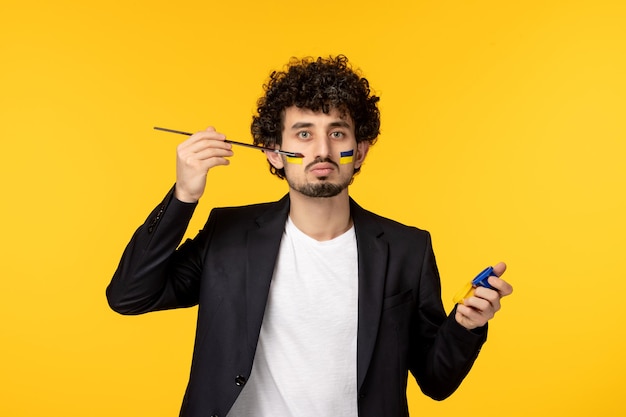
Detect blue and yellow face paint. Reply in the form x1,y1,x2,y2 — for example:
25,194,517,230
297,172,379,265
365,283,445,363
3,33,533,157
285,155,303,164
340,149,354,164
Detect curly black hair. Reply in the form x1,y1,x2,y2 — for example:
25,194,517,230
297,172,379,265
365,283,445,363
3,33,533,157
251,55,380,179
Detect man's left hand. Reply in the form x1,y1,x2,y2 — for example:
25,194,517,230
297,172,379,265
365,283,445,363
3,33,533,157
455,262,513,330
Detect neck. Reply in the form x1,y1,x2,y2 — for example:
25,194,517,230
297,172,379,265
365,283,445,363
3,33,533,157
288,189,352,241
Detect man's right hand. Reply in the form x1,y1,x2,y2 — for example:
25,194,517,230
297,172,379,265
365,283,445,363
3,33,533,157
174,127,233,203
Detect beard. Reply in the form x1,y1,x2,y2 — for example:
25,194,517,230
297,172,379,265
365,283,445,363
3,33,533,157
284,156,354,198
288,179,348,198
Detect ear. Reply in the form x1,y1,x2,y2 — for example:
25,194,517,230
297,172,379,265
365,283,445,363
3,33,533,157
264,149,284,170
354,141,370,169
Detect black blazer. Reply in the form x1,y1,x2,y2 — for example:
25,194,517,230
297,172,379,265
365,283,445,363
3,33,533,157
107,189,487,417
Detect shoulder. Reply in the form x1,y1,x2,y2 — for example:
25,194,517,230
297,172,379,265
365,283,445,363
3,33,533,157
207,194,290,226
211,199,281,215
350,198,431,242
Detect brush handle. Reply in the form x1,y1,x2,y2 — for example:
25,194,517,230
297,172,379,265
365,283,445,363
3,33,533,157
153,126,303,158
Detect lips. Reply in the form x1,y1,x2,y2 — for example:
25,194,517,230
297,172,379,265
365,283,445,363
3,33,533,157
308,162,336,176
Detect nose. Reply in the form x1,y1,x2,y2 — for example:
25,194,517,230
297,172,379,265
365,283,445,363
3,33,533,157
311,135,332,159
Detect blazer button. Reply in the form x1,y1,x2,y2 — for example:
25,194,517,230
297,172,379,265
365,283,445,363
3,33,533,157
235,375,247,386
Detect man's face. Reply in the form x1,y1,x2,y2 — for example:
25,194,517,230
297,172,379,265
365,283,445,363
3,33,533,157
266,106,369,198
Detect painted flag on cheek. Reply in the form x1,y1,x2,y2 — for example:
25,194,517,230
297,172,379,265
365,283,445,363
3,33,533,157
285,155,303,164
340,149,354,164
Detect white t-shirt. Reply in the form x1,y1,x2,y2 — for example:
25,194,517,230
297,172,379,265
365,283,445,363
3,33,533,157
227,217,359,417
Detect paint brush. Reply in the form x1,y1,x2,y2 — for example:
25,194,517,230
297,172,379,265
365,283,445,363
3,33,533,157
153,126,304,158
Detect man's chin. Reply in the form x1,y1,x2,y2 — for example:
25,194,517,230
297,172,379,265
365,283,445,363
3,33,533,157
291,182,346,198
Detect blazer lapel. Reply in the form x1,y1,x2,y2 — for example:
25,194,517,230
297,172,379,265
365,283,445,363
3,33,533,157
351,199,388,390
245,195,290,354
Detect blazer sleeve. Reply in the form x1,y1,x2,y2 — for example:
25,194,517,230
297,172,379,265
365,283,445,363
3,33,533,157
410,232,488,400
106,187,207,315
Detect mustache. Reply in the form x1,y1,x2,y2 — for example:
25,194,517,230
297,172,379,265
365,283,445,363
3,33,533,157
305,157,339,171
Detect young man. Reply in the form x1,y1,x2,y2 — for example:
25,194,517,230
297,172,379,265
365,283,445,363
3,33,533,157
107,55,513,417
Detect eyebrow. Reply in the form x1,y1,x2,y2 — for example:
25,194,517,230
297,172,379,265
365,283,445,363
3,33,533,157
289,120,352,129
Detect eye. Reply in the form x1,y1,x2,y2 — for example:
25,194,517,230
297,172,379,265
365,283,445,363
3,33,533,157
330,131,344,139
297,131,311,139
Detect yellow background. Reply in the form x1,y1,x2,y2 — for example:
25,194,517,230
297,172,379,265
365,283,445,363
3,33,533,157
2,0,625,415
